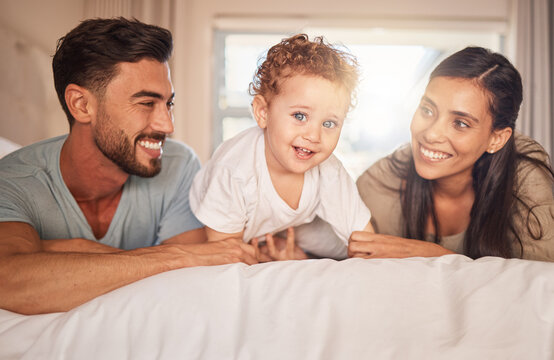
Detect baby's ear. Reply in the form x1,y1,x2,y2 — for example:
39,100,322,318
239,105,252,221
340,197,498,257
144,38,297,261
252,95,269,129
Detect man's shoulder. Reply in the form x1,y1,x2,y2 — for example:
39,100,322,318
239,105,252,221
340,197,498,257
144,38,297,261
159,138,201,171
0,136,66,176
162,138,198,160
131,138,201,187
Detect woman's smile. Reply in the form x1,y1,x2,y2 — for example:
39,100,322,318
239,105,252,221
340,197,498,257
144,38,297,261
418,143,452,162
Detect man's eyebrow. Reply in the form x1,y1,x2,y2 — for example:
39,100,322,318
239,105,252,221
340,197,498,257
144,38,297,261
421,96,437,107
132,91,175,101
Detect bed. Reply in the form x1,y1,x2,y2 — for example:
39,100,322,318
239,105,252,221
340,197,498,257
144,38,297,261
1,254,553,359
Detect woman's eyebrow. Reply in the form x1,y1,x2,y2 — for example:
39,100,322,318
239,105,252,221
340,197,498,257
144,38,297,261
423,95,480,123
451,110,480,123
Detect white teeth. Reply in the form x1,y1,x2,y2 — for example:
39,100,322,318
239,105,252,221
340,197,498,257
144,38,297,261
138,140,162,150
420,146,450,160
295,147,312,154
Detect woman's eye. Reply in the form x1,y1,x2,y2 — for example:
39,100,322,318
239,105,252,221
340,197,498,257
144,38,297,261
322,120,337,129
293,113,306,121
454,119,470,129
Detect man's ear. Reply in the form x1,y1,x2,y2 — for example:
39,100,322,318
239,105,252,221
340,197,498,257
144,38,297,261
487,127,513,154
65,84,97,125
251,95,269,129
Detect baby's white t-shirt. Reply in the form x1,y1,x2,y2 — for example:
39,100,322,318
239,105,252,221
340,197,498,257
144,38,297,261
190,126,371,245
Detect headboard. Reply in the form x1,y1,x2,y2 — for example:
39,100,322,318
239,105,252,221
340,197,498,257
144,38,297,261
0,25,66,147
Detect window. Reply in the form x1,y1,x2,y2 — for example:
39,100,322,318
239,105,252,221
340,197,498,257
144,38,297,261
213,25,505,178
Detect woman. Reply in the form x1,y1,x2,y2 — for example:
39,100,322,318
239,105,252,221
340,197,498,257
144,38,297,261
352,46,554,261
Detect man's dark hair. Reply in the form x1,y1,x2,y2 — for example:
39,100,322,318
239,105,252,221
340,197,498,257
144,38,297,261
52,17,173,126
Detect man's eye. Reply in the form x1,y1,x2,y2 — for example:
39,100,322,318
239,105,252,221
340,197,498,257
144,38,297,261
141,102,154,107
322,120,337,129
420,106,433,116
293,113,306,121
167,101,175,109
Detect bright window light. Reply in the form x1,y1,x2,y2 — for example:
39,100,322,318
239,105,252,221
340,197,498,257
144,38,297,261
213,27,504,178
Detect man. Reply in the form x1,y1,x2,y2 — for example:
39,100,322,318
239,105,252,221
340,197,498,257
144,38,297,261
0,17,257,315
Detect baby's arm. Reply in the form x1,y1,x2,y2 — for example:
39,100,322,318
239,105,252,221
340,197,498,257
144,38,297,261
205,227,244,242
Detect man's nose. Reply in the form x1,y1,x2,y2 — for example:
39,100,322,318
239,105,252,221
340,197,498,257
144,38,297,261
150,105,174,135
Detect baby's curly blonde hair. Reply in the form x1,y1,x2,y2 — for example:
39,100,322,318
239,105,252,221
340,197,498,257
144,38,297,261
249,34,359,106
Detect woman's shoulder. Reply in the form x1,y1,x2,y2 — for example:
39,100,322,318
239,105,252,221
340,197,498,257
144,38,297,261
511,133,554,260
356,144,411,191
514,132,551,164
513,133,553,188
355,145,410,236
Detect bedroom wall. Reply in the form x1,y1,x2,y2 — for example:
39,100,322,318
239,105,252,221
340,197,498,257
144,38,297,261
0,0,85,146
0,0,511,158
172,0,511,162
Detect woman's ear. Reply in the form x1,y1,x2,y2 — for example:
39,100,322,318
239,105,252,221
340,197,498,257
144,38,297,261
251,95,269,129
65,84,97,125
487,127,513,154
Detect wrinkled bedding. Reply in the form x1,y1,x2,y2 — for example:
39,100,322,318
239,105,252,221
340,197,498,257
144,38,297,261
1,255,553,359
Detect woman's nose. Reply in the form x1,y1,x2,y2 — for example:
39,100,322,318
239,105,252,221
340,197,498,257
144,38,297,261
421,118,447,144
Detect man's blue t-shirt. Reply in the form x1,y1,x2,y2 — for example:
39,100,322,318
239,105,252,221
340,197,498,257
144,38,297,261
0,135,203,249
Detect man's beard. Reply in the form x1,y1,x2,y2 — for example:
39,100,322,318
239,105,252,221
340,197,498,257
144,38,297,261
93,107,164,178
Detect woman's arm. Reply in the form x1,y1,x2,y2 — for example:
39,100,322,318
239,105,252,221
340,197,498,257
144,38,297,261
348,231,454,259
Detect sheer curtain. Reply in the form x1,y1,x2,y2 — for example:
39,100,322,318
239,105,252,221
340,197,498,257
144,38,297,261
513,0,553,162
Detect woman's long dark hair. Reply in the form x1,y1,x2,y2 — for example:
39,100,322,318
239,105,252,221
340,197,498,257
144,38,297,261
396,47,553,259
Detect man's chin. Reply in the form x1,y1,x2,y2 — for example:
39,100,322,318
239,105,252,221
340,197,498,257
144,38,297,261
123,159,162,178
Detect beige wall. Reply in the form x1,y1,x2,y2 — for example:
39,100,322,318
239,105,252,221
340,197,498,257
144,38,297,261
0,0,84,51
0,0,511,158
0,0,84,146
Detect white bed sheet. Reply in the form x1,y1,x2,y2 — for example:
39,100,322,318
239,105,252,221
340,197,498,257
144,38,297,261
1,255,553,359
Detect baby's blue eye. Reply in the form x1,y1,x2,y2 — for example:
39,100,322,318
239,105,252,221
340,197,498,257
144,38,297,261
294,113,306,121
454,119,470,129
322,120,336,129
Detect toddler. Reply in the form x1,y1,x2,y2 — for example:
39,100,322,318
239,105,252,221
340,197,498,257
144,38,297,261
190,34,373,259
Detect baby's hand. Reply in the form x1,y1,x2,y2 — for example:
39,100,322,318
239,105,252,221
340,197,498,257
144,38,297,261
252,227,308,262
